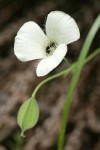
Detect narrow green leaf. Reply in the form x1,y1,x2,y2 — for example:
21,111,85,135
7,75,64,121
17,98,39,136
57,15,100,150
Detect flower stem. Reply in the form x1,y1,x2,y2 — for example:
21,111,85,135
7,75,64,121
32,47,100,98
64,58,70,66
57,15,100,150
32,65,74,97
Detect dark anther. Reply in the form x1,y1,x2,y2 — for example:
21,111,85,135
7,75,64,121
46,43,55,54
46,45,51,54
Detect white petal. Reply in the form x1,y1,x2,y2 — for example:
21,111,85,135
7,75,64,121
14,21,49,61
46,11,80,45
36,44,67,76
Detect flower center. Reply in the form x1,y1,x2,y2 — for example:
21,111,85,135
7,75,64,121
46,43,56,56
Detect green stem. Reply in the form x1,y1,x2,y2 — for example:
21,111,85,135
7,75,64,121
85,48,100,62
64,58,70,66
32,66,74,97
32,47,100,98
57,15,100,150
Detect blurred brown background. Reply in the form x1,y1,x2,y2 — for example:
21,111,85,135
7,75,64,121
0,0,100,150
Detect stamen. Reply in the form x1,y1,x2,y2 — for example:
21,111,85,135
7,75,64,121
46,43,56,55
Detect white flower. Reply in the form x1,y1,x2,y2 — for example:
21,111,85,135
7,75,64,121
14,11,80,76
